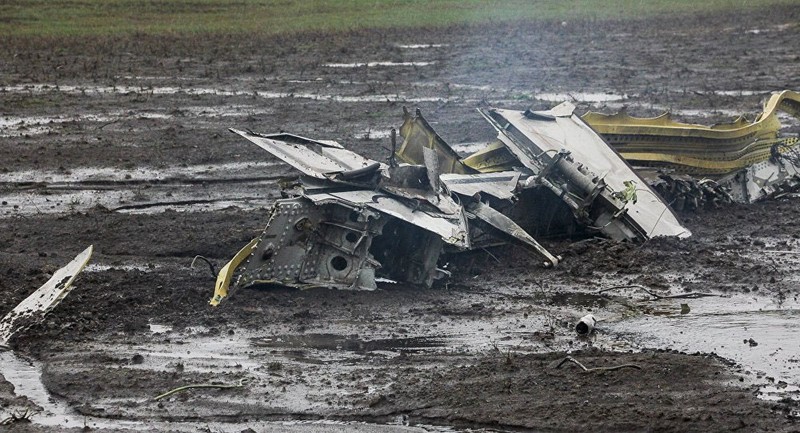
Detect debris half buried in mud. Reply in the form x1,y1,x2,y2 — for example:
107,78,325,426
210,92,800,302
585,90,800,206
0,246,93,348
210,103,688,304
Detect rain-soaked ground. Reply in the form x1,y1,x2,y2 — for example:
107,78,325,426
2,5,800,432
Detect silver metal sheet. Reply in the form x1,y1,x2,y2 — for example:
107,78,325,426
305,190,470,249
230,128,378,179
492,105,690,239
466,201,559,267
440,172,520,200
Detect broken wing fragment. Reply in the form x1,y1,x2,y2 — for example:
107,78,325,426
0,245,93,347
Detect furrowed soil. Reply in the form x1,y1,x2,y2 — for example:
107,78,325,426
1,6,800,432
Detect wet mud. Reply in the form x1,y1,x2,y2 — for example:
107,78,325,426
2,5,800,432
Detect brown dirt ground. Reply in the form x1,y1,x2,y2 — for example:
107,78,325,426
1,5,800,432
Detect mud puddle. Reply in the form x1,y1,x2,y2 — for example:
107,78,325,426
533,91,629,103
0,351,145,430
86,263,160,273
0,161,283,184
0,106,275,137
451,282,800,402
251,334,449,354
0,112,169,137
0,352,457,432
599,293,800,400
0,83,447,104
0,161,285,216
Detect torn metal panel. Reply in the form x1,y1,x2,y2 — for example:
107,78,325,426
230,128,382,180
379,163,462,214
306,190,470,248
389,107,571,261
0,246,93,346
396,107,477,174
440,172,520,201
465,201,560,267
461,140,519,173
422,147,442,194
214,195,452,302
481,103,690,240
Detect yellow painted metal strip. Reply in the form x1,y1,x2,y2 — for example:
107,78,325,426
583,91,800,140
582,91,800,176
209,238,259,306
396,107,476,174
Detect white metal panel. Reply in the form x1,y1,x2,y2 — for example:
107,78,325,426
493,106,690,239
440,172,520,200
306,190,470,248
231,128,376,178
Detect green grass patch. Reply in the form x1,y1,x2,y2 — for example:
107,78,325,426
1,0,795,37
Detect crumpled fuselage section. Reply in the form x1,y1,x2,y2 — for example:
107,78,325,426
211,101,693,305
212,91,800,303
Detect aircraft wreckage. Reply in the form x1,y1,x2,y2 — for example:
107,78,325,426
210,90,800,305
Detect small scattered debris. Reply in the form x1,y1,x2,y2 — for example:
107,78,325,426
190,255,218,279
0,408,34,425
153,380,245,401
575,314,596,335
595,284,718,301
746,338,759,347
555,356,642,373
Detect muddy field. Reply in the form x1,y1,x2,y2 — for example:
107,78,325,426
2,5,800,432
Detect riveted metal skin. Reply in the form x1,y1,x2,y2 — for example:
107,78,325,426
236,198,390,291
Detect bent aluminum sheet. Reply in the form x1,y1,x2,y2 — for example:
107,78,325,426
230,128,379,179
440,172,520,201
305,190,470,249
0,245,93,346
491,104,690,239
